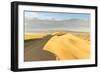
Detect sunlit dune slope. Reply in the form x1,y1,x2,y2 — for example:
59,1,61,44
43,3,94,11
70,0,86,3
51,32,66,36
43,33,90,60
25,32,90,41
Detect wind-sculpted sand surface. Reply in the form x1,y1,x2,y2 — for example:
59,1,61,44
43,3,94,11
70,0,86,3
24,32,90,61
43,33,90,60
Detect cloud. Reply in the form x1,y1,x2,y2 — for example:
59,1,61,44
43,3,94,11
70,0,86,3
25,12,39,19
25,18,90,32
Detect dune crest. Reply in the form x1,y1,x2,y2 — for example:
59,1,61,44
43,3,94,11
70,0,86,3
43,33,90,60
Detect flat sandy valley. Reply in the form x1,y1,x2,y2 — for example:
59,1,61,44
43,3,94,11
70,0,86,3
24,31,90,62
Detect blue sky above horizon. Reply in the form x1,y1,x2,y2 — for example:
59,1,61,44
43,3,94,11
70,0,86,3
24,11,90,32
25,11,90,21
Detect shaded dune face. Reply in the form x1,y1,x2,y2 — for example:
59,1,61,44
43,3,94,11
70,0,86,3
24,35,56,62
43,33,90,60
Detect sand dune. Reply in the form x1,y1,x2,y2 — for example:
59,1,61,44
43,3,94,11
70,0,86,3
24,32,48,40
43,33,90,60
25,32,90,40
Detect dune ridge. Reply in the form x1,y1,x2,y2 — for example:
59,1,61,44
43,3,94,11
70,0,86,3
43,33,90,60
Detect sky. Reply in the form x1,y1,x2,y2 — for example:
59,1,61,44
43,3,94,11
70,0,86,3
25,11,90,20
24,11,90,32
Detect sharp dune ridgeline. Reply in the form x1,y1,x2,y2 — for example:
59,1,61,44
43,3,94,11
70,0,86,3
43,33,90,60
24,32,90,61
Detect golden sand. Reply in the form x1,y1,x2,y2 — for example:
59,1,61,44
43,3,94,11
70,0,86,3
24,32,48,40
43,33,90,60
